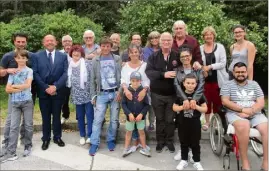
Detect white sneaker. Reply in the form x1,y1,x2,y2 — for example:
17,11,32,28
130,145,137,152
193,162,204,170
176,160,188,170
80,137,86,145
174,150,194,163
86,138,91,144
137,144,151,151
61,118,67,124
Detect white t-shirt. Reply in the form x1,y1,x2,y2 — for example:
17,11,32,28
121,61,150,87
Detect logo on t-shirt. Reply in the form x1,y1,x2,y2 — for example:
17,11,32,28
236,89,255,108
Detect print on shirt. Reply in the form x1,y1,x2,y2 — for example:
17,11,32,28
236,89,255,108
100,58,117,89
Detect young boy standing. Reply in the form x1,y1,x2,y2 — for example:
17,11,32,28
121,71,150,157
1,50,34,163
173,73,207,170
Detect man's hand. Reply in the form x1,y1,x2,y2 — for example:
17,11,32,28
7,68,19,75
85,53,96,60
242,108,254,116
91,99,96,106
137,89,146,102
183,100,190,110
129,114,135,122
193,61,202,70
115,91,121,102
238,112,249,118
190,100,197,110
164,71,176,78
124,89,132,100
136,114,143,122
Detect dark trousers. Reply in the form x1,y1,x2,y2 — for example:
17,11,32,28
39,98,64,141
61,87,70,119
178,115,201,162
76,102,94,138
151,92,176,144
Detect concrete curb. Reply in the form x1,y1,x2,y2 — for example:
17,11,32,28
0,122,210,142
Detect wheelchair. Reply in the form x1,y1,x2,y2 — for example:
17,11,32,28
209,106,264,170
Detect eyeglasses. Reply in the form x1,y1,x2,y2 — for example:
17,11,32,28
132,38,141,41
150,37,159,39
180,55,191,59
84,37,94,39
233,31,245,34
234,71,247,74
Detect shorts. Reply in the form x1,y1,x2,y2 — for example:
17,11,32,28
226,112,268,128
125,120,145,131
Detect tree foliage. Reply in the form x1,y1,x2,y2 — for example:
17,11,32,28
118,0,267,71
0,10,104,57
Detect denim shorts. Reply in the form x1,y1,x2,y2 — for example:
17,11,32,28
226,112,268,127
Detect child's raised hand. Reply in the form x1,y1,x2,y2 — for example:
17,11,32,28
190,100,197,110
183,100,190,110
135,114,143,122
129,114,135,122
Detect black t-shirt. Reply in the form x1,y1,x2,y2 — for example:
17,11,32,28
0,51,34,69
175,92,206,118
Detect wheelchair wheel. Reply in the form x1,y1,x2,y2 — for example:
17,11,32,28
209,114,224,156
250,139,263,157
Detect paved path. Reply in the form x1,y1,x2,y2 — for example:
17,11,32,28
0,131,263,170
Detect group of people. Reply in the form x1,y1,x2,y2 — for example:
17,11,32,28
0,20,267,171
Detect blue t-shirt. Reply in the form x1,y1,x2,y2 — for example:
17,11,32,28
100,56,117,90
7,66,33,102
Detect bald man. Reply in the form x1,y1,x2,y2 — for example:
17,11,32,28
33,34,68,150
145,32,179,153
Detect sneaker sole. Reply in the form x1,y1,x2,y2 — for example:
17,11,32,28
1,156,18,163
140,152,151,157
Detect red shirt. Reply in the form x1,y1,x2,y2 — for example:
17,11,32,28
172,35,202,64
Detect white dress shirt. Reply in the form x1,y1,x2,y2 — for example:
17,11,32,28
46,49,56,64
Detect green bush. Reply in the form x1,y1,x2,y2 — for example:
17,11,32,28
0,9,104,57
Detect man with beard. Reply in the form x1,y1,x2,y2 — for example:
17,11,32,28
220,62,268,171
110,33,121,56
0,33,37,156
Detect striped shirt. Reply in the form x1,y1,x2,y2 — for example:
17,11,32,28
220,80,264,115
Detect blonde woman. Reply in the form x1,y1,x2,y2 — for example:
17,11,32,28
200,26,228,130
142,31,160,62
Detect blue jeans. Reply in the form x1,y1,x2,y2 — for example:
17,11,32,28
90,92,120,145
76,102,94,138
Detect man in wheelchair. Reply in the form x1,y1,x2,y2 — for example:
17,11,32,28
220,62,268,170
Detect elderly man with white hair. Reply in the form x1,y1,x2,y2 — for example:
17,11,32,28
145,32,179,154
172,20,202,68
110,33,121,55
60,35,73,124
82,30,101,60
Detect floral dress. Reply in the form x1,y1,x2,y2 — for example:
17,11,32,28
70,60,92,105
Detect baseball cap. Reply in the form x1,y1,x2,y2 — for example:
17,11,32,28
130,71,142,80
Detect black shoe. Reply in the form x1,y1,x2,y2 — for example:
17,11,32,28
42,141,50,150
53,139,65,147
156,143,164,153
166,142,175,153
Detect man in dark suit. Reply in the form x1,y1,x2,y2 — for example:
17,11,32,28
33,34,68,150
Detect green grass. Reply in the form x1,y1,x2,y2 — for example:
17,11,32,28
0,85,126,125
